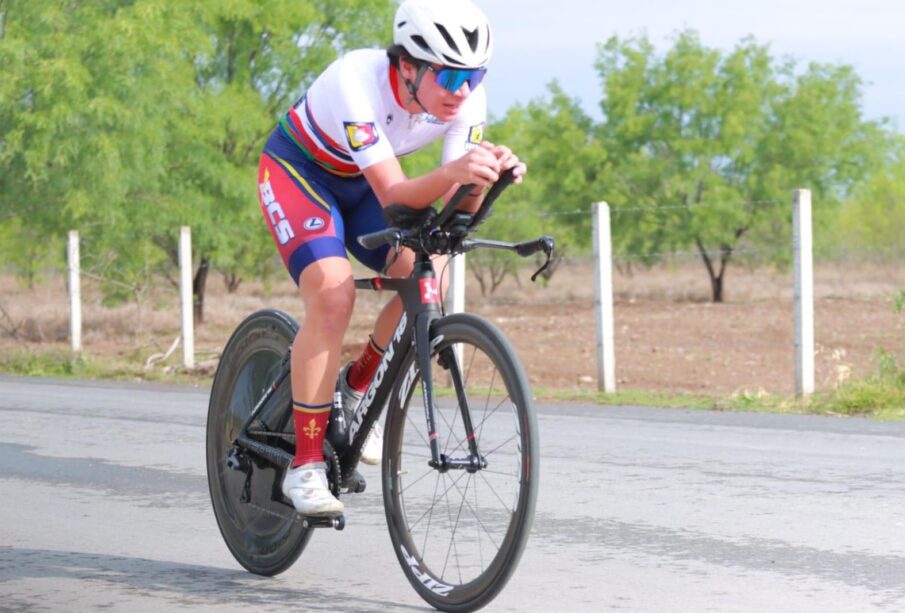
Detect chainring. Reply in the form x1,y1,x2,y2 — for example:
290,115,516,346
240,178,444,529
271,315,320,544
322,439,342,498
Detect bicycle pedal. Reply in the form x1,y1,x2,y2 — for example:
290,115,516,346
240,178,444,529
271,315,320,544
341,470,367,494
300,514,345,531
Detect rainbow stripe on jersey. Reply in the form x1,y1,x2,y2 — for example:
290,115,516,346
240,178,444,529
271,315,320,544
279,94,362,177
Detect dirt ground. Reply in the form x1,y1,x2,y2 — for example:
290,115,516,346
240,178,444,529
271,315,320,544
1,259,903,397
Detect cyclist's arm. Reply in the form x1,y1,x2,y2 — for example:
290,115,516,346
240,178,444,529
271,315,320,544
362,148,500,210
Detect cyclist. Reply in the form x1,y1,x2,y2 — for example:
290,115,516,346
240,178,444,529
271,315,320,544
256,0,526,516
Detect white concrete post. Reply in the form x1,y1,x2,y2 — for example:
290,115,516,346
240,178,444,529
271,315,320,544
592,202,616,393
447,253,466,366
793,189,815,396
448,253,466,315
67,231,82,352
179,226,195,369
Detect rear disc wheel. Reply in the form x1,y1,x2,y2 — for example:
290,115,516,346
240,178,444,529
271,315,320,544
206,309,311,576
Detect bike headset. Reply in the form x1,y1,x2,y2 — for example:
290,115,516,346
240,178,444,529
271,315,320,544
388,0,493,114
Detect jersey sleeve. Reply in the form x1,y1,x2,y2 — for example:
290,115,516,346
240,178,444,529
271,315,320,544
327,59,396,171
441,86,487,164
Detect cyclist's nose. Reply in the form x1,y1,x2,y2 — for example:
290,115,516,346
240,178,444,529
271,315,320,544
453,82,471,98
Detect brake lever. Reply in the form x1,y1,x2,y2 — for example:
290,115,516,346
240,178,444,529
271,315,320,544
530,236,556,283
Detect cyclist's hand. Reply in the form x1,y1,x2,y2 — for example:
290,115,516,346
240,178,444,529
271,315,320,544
445,146,501,187
480,141,527,184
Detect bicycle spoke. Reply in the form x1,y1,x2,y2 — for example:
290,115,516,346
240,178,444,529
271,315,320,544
446,472,503,550
464,343,477,384
442,402,462,457
479,367,498,442
479,467,518,478
475,474,484,573
399,464,439,495
440,395,512,460
441,472,471,583
406,469,470,532
422,470,442,559
405,411,431,448
477,470,515,514
482,432,518,458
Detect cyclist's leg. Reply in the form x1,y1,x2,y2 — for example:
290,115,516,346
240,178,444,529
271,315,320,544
258,150,350,513
291,256,355,459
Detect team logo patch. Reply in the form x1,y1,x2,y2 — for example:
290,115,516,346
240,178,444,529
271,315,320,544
303,217,325,231
260,167,296,246
419,278,440,305
344,121,379,151
467,123,485,145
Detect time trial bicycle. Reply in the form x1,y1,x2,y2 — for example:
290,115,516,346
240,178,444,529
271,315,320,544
206,169,553,611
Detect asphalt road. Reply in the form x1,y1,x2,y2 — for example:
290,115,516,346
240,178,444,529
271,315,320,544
2,375,905,612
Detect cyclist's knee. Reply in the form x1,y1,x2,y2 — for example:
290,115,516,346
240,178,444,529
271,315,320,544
384,248,415,278
298,260,355,335
305,284,355,334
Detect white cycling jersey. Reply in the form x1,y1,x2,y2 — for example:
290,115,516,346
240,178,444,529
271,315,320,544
282,49,486,176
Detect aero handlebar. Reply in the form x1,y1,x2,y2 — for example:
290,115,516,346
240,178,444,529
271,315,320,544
357,167,518,251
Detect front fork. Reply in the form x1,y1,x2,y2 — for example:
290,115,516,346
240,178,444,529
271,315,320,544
416,311,486,474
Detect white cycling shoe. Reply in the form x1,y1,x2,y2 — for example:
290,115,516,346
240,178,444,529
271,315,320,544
338,362,384,466
361,423,384,466
281,462,344,516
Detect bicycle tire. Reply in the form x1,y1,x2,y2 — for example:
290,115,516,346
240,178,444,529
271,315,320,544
206,309,312,576
383,313,539,612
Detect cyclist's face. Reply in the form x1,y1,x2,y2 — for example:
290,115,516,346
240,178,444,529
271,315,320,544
402,61,476,122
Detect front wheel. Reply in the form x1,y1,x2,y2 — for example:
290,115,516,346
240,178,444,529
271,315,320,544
383,313,539,612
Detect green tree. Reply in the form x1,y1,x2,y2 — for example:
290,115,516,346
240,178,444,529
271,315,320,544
0,0,395,322
463,85,606,293
490,84,607,248
836,138,905,260
595,31,891,301
0,1,199,291
165,0,394,317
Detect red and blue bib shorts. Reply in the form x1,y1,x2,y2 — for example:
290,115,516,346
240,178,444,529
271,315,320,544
257,120,391,284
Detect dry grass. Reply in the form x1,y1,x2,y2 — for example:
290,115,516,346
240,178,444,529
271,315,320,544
1,258,903,397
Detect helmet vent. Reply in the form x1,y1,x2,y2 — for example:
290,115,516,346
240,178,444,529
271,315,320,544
463,27,479,53
441,53,466,67
410,34,433,55
434,23,461,55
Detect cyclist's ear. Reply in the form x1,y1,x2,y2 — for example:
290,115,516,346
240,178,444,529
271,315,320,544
398,56,419,80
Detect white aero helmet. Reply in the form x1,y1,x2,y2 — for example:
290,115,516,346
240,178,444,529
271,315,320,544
393,0,493,69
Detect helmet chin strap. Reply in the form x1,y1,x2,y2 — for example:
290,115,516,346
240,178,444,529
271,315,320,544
402,64,432,115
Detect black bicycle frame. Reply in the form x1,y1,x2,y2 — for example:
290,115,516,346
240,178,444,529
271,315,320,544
231,249,484,487
231,168,549,487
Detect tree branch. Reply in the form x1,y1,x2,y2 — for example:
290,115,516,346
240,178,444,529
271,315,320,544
0,300,21,340
694,235,716,280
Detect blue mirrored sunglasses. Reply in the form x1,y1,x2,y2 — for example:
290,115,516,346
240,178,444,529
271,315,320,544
426,65,488,93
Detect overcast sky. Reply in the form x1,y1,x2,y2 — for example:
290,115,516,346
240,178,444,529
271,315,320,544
478,0,904,129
